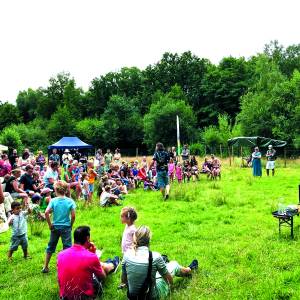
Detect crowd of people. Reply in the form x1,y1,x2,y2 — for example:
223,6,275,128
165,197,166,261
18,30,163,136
0,144,203,299
0,142,281,299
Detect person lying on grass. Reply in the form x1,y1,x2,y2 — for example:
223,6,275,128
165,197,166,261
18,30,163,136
120,226,198,299
100,185,121,207
42,180,76,273
7,201,32,260
57,226,119,300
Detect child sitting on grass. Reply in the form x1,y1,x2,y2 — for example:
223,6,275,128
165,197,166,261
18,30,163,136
100,185,120,207
31,193,45,221
7,201,31,260
120,207,137,254
144,176,157,191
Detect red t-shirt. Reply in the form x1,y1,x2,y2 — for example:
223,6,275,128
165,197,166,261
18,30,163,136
57,244,104,299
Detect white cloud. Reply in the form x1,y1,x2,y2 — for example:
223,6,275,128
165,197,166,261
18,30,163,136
0,0,299,102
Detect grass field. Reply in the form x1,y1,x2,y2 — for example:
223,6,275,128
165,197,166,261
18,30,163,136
1,158,300,300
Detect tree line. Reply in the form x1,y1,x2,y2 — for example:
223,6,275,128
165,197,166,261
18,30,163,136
1,40,300,154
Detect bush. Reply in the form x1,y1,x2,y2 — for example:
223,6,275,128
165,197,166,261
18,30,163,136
189,143,206,156
0,127,23,152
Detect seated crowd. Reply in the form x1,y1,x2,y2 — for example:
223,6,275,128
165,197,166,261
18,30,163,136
0,146,208,299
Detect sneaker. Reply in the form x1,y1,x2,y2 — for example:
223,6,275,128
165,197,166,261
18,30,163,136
161,254,169,263
188,259,198,271
112,256,120,273
41,267,50,273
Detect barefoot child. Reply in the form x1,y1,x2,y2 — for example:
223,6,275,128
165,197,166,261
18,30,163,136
120,207,137,254
7,201,31,259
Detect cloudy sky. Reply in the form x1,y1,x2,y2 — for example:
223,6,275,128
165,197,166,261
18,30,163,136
0,0,299,103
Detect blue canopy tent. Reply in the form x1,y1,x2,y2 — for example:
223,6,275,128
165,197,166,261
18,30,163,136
48,137,93,163
48,137,93,150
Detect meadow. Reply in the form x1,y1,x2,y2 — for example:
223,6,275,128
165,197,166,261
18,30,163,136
0,158,300,300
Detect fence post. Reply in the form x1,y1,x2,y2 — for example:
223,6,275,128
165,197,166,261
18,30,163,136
136,147,138,158
228,146,231,166
220,144,223,158
284,147,287,168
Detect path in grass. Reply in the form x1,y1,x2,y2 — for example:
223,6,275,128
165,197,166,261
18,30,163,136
0,162,300,299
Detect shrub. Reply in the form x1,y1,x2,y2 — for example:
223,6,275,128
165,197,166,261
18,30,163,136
189,143,206,156
0,127,23,152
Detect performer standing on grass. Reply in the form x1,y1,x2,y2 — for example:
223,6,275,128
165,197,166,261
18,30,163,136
266,145,276,176
149,143,170,200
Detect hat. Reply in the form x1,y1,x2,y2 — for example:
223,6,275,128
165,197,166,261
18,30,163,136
31,193,42,202
41,188,53,195
64,149,70,153
268,145,273,148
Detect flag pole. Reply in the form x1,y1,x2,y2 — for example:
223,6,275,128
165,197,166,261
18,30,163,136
176,115,181,157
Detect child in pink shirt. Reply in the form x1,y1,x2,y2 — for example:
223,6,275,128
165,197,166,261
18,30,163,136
176,162,183,183
120,207,137,254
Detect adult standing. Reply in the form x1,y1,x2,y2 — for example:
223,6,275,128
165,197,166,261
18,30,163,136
266,145,276,176
62,149,73,170
113,148,121,165
49,149,60,165
18,148,31,168
104,149,113,171
36,151,46,170
181,144,190,162
252,147,262,177
9,149,18,169
149,143,170,200
121,226,197,300
57,226,119,299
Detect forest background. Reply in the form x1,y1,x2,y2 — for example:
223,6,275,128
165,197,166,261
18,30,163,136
1,40,300,155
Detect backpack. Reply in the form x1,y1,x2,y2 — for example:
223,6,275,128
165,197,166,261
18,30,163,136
127,251,153,300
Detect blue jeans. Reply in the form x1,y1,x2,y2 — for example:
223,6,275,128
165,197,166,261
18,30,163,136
46,226,72,253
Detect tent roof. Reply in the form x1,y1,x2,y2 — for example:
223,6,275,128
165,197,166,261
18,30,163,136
0,145,8,151
48,137,93,149
227,136,287,148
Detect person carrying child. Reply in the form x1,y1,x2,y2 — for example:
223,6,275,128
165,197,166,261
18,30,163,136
120,207,137,254
7,201,31,260
42,180,76,273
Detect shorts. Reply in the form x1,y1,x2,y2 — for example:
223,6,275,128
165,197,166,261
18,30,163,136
83,194,88,201
46,226,72,254
10,233,28,251
89,184,94,193
157,171,169,189
266,161,275,170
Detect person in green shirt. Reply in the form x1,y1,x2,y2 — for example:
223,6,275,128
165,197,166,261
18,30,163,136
104,149,113,171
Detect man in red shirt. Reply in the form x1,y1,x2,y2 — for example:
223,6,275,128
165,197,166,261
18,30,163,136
57,226,119,300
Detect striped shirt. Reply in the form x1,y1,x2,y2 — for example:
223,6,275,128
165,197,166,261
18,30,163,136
122,246,168,299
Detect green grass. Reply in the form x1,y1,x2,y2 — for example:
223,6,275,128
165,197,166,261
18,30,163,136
1,160,300,299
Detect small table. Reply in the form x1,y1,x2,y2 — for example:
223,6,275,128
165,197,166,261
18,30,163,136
272,210,299,239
